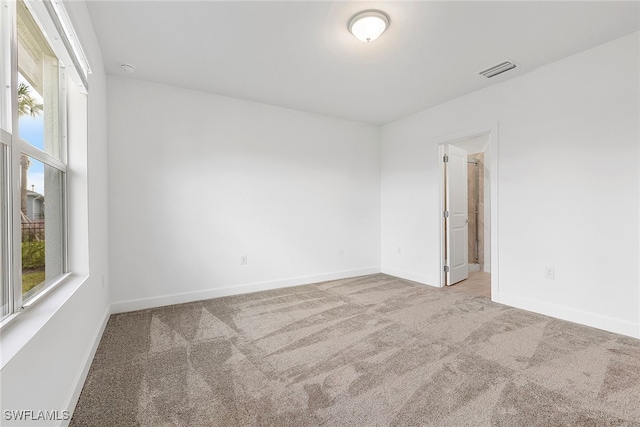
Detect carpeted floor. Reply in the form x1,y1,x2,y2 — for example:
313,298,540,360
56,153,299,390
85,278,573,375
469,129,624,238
71,274,640,426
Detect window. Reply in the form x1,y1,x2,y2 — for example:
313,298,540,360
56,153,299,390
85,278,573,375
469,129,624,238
0,0,89,322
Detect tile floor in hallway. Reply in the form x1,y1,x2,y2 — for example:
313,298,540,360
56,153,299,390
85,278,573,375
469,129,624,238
449,271,491,299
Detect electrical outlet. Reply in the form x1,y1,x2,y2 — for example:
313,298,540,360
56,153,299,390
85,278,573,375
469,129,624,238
240,255,247,265
397,246,402,255
545,266,555,280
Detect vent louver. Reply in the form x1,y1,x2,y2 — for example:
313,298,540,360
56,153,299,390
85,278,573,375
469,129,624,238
478,61,516,78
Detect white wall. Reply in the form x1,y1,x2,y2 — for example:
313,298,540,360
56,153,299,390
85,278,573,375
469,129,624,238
108,77,381,312
381,32,640,338
0,1,111,425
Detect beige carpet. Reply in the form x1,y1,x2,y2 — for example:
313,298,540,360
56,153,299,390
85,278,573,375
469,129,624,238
71,274,640,426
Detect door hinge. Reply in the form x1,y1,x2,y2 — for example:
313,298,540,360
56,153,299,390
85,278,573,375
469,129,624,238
443,154,449,163
444,265,450,273
443,210,449,218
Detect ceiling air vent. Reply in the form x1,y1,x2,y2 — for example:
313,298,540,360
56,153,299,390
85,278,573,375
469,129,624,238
478,61,516,78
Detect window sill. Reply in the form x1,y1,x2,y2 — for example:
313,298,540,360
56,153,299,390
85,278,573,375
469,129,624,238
0,273,88,370
22,272,73,309
0,273,73,330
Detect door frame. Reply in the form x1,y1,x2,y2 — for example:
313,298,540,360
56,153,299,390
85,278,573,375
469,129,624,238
437,123,499,300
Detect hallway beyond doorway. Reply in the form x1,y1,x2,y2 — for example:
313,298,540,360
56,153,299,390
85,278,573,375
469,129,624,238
450,271,490,299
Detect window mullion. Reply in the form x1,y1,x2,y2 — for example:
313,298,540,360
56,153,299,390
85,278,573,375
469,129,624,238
1,145,11,318
10,118,22,314
59,65,67,165
1,0,14,133
8,0,20,316
60,68,67,275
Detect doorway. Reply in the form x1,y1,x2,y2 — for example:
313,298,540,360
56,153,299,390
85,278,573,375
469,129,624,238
439,126,497,300
467,153,484,274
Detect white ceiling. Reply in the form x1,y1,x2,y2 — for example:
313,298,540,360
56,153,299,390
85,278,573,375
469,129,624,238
86,1,639,125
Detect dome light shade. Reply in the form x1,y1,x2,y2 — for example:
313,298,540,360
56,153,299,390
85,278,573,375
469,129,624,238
120,63,136,73
348,10,390,42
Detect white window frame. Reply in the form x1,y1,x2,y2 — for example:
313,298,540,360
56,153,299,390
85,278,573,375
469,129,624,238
0,0,88,325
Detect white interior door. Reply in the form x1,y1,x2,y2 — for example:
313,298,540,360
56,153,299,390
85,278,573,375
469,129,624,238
445,144,469,285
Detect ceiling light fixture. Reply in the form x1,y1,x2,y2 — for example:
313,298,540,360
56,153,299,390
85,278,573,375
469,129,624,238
120,63,136,73
348,10,390,43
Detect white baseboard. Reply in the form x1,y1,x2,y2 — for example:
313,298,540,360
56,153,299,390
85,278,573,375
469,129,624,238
60,306,111,427
483,264,491,273
111,267,381,313
495,293,640,339
468,264,480,273
380,267,437,288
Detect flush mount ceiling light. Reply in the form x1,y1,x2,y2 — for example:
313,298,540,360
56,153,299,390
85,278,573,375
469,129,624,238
348,10,390,43
120,63,136,73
